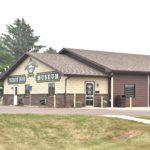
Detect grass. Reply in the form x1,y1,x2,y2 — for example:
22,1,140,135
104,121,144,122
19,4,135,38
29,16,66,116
137,116,150,120
0,115,149,150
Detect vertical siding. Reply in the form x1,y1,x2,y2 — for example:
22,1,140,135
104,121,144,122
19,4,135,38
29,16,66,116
113,74,148,107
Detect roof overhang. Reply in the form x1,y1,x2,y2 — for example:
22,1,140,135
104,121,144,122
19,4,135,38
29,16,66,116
60,48,150,75
0,53,29,81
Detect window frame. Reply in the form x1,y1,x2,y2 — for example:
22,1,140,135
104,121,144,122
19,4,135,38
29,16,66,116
48,83,55,96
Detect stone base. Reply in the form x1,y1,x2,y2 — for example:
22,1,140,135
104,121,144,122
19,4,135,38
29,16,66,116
94,94,110,107
3,93,109,108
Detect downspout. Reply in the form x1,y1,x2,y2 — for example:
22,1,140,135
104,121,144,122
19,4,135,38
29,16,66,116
64,76,70,107
148,74,149,107
110,73,114,107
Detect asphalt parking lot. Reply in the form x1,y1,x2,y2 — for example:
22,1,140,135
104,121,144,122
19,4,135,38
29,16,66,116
0,106,150,116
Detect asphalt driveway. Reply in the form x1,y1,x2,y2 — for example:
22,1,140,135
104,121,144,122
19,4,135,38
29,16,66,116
0,106,150,116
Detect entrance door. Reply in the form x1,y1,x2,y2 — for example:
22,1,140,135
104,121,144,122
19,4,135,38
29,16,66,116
14,87,18,105
85,82,94,106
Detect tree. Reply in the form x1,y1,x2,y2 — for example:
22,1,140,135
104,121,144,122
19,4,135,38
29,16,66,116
1,18,44,59
44,47,57,54
0,40,15,72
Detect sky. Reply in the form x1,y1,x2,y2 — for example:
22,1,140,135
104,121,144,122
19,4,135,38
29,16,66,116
0,0,150,54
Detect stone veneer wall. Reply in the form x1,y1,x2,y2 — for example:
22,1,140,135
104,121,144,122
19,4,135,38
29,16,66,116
3,93,109,107
94,94,110,107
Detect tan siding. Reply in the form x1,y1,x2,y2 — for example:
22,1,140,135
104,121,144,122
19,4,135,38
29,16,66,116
67,77,108,94
3,57,108,96
4,57,66,94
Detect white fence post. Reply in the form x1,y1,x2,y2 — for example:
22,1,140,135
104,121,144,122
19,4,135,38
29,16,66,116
130,96,132,108
101,96,103,108
74,93,76,108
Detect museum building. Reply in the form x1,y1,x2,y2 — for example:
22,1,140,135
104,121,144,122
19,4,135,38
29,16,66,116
0,48,150,107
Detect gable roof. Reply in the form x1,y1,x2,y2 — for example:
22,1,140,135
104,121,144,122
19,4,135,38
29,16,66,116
29,53,106,76
60,48,150,73
0,52,107,80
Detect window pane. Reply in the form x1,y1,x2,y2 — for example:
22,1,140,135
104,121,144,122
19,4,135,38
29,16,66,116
25,84,30,96
15,87,17,95
48,83,55,96
86,83,94,95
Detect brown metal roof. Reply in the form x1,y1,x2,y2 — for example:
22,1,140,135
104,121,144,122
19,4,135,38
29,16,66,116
28,53,107,76
61,48,150,73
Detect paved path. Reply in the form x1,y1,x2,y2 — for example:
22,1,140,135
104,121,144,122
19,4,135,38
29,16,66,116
0,106,150,124
104,115,150,124
0,106,150,117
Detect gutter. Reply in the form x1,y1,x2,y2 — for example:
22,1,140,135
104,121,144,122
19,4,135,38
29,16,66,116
64,76,70,107
148,74,150,107
110,72,114,107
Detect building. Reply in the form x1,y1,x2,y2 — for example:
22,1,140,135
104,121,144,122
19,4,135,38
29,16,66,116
0,48,150,107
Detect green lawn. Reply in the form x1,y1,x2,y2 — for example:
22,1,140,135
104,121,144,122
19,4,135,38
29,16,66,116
137,116,150,120
0,115,149,150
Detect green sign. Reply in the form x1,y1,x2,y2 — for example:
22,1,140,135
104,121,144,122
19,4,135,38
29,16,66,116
8,75,26,84
36,72,60,82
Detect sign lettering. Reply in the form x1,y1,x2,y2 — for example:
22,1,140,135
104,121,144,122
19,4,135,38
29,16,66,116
8,75,26,84
36,72,60,82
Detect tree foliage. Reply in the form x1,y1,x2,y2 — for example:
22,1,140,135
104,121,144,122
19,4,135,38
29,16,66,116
0,40,15,72
1,18,44,59
44,47,57,54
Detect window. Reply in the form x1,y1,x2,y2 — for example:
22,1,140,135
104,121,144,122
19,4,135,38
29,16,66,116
124,84,135,98
25,84,30,96
48,83,55,96
15,87,18,95
0,89,3,96
86,83,94,95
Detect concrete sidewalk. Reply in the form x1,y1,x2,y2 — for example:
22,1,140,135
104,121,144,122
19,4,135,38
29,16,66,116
0,106,150,117
104,115,150,124
82,106,150,110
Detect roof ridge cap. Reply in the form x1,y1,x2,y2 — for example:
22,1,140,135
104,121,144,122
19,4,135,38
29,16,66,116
62,48,150,57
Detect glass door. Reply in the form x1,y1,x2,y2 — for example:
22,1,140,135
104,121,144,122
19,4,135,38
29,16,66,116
85,82,94,106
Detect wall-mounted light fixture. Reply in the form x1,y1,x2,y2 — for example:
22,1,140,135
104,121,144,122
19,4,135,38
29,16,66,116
96,83,99,87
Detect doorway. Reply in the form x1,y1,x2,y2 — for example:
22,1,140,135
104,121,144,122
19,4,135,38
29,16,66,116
13,86,18,105
85,82,94,106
